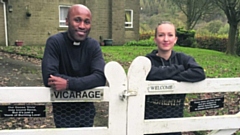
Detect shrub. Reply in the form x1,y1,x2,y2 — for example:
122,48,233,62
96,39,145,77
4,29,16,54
195,35,227,52
124,38,155,46
236,37,240,56
139,31,154,40
206,20,223,34
176,28,197,47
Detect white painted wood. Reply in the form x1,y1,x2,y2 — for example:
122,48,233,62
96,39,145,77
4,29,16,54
0,86,110,103
0,127,108,135
146,78,240,95
0,61,127,135
207,112,240,135
208,129,239,135
127,56,151,135
0,87,51,103
104,61,128,135
126,56,240,135
143,115,240,134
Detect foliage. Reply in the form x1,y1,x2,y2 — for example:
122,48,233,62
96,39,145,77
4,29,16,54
139,23,152,32
195,35,227,52
236,37,240,56
140,0,179,17
138,28,198,47
205,20,224,33
196,21,229,36
196,29,213,36
139,31,154,40
137,30,240,55
170,0,217,30
215,0,240,55
139,0,227,34
177,28,196,37
140,0,185,31
176,28,197,47
140,0,240,59
218,23,230,34
124,38,155,46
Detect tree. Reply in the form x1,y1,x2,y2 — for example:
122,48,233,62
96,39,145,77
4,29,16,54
215,0,240,55
171,0,216,30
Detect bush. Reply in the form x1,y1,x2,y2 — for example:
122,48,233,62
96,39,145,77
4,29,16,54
218,24,229,35
206,20,223,34
139,31,154,40
124,38,155,46
195,35,227,52
176,28,197,47
236,37,240,56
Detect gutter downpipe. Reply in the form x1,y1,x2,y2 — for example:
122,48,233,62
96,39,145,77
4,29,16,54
1,0,8,46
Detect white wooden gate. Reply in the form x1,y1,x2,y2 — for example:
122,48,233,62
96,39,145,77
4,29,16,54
0,56,240,135
0,61,128,135
126,56,240,135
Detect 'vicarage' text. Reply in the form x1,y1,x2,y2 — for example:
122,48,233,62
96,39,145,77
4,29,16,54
53,90,101,99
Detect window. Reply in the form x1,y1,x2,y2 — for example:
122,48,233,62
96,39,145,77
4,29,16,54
125,9,133,28
59,5,70,27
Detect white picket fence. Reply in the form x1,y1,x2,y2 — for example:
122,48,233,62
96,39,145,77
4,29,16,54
0,56,240,135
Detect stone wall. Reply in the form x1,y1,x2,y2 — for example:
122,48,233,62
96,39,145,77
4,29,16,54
1,0,139,46
6,0,80,45
124,0,140,42
85,0,111,43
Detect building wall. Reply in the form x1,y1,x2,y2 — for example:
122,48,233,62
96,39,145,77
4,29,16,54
111,0,125,45
0,3,5,45
3,0,139,46
85,0,111,43
6,0,81,46
124,0,140,42
86,0,128,45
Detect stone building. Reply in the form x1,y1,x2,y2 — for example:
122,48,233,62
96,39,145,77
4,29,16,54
0,0,140,46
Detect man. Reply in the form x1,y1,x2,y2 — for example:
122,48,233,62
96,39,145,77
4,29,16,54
41,4,106,128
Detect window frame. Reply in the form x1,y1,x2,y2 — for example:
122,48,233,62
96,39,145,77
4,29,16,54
125,9,133,28
59,5,70,27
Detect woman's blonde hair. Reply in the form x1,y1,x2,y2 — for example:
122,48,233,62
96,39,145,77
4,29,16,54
154,21,177,37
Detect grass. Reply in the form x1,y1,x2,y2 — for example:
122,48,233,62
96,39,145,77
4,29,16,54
0,45,240,134
1,45,239,78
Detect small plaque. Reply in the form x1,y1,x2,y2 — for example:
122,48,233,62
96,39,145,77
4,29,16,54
0,105,46,117
148,84,175,92
190,97,224,112
51,89,103,102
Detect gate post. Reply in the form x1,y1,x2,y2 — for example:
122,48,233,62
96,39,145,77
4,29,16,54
126,56,151,135
105,61,128,135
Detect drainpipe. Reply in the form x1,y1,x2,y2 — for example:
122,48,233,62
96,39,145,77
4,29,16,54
1,0,8,46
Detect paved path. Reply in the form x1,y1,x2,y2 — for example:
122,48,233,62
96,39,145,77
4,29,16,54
0,52,43,86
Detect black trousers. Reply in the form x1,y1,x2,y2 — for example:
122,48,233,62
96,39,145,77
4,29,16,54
52,102,95,128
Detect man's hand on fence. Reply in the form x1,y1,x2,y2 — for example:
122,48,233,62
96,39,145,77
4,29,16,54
48,75,68,91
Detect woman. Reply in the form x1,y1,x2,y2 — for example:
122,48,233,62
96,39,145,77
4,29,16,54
145,21,205,135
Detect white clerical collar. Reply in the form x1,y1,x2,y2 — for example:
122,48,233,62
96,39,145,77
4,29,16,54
73,42,80,46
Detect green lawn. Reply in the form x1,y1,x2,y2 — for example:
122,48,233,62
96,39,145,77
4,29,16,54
2,45,238,78
102,46,240,78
